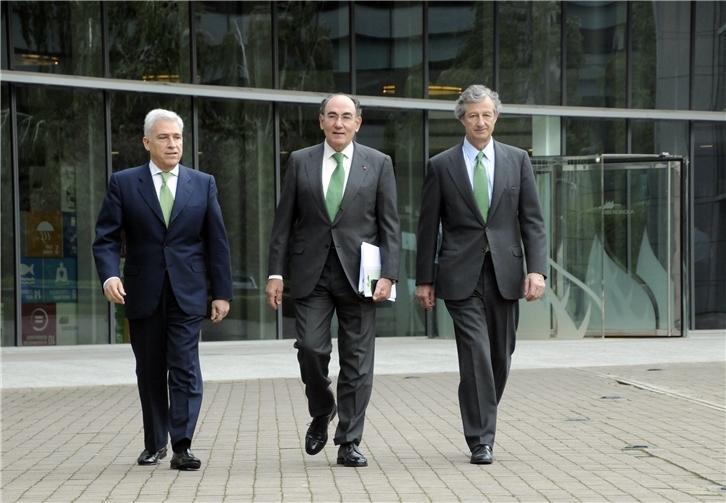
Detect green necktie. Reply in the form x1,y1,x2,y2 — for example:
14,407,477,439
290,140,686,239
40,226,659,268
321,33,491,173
160,171,174,227
473,151,489,221
326,152,345,220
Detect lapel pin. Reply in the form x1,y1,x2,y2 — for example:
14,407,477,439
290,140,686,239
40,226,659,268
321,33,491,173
363,166,367,170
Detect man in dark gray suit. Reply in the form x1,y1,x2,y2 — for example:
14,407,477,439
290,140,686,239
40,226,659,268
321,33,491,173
415,85,547,465
266,93,401,467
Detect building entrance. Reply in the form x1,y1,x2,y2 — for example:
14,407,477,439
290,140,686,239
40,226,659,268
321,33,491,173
515,155,686,339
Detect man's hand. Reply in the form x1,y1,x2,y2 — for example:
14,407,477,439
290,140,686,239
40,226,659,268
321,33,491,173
524,273,546,301
415,284,436,311
103,278,126,304
210,299,230,323
372,278,393,302
266,279,284,310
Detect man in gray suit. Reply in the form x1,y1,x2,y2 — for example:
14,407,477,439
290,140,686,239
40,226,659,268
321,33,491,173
266,93,401,467
415,85,547,465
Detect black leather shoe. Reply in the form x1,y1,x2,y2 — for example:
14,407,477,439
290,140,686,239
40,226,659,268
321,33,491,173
470,444,493,465
170,449,201,470
305,404,337,455
336,442,368,467
137,446,167,465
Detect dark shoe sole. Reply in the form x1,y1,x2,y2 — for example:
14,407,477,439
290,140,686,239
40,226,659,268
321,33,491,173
470,457,493,465
171,460,201,470
336,457,368,467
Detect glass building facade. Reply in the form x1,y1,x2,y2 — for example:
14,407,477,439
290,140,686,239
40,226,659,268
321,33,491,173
1,1,724,346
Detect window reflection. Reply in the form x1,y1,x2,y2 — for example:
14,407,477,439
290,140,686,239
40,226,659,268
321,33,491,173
15,85,107,345
197,99,276,341
10,1,102,76
108,2,191,83
565,118,626,155
692,2,726,112
1,84,14,345
195,1,272,88
277,1,349,93
498,1,560,106
565,1,626,108
356,1,423,98
428,1,493,101
355,108,425,336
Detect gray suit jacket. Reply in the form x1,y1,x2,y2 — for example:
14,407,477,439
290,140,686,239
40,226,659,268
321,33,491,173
416,140,547,300
268,141,401,299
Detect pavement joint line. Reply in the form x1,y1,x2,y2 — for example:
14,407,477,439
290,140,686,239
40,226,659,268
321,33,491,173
589,372,726,412
636,448,726,489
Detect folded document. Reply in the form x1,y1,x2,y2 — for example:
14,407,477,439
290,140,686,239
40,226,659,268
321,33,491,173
358,242,396,301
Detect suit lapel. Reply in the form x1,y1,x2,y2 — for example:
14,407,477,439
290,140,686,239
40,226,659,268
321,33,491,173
170,165,193,226
489,141,510,219
303,144,327,217
337,142,370,223
136,164,166,225
445,143,484,225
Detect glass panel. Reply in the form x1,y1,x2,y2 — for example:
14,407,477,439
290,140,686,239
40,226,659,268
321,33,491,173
109,93,192,343
631,120,689,156
2,3,8,69
498,1,561,106
355,107,425,336
533,157,604,339
565,118,626,155
565,1,626,107
356,1,423,98
692,2,726,111
428,1,493,100
108,2,191,83
599,161,680,335
693,123,726,329
195,1,272,88
632,2,690,110
197,99,276,341
278,102,321,337
277,1,349,93
10,1,102,76
15,85,107,345
1,83,15,345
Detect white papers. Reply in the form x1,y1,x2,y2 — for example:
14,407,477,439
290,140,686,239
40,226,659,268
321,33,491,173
358,242,396,301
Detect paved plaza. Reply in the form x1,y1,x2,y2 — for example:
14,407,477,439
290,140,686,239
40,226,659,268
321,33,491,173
2,335,725,502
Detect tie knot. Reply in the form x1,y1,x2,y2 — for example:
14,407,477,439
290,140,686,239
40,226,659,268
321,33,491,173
332,152,344,165
476,151,485,163
161,171,172,183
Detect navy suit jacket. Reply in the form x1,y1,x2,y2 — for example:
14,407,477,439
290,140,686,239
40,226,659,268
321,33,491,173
268,142,401,299
93,164,233,319
416,140,547,300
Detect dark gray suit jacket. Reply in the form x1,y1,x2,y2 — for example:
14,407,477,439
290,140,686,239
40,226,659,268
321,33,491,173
416,140,547,300
268,141,401,299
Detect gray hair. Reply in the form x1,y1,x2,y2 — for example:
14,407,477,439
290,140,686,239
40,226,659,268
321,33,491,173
144,109,184,138
319,93,362,117
454,85,502,119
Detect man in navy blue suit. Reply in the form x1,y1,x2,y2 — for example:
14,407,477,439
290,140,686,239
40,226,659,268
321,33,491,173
93,109,233,470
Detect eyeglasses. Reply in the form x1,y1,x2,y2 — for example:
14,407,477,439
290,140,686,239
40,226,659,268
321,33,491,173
324,113,357,124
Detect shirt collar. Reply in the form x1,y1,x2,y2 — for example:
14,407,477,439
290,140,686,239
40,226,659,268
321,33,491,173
149,160,179,177
323,141,355,162
463,137,495,163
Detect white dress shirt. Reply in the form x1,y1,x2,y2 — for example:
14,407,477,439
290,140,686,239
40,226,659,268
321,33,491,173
150,161,179,200
322,141,354,197
462,137,495,202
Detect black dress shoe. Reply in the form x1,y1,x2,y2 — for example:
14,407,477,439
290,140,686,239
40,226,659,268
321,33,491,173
305,404,337,455
336,442,368,467
170,449,201,470
470,444,493,465
137,446,167,465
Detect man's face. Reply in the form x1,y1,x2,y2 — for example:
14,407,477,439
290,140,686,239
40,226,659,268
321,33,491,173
319,95,362,152
143,119,183,171
459,98,498,150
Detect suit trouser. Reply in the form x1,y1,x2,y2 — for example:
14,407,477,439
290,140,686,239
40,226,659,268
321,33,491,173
129,274,204,453
444,252,518,450
293,247,376,446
